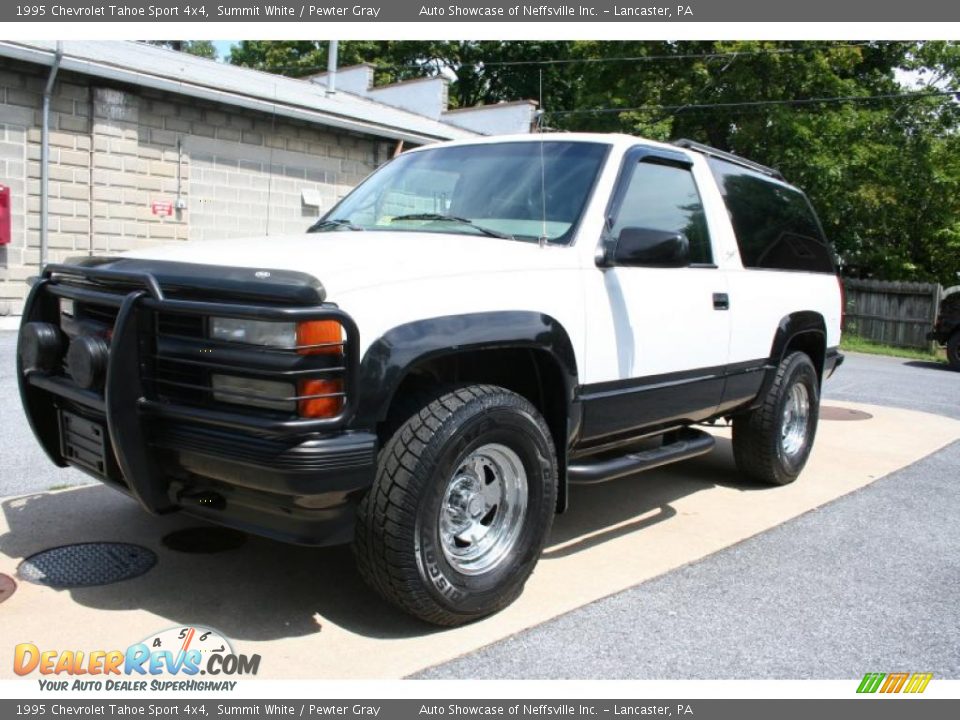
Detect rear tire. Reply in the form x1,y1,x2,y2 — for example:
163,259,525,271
947,331,960,371
353,384,557,626
732,351,820,486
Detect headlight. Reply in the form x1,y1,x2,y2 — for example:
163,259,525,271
209,318,343,354
210,318,297,348
211,374,295,412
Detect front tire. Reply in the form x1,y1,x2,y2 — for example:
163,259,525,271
732,351,820,486
353,384,557,626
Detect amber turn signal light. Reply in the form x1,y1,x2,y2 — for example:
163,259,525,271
298,379,344,418
296,320,343,355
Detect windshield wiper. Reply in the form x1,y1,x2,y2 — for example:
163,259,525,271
389,213,514,240
307,217,363,233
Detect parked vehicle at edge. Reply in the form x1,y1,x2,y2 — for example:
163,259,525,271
928,289,960,370
17,133,843,625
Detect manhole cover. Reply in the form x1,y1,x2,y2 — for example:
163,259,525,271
17,543,156,588
161,527,247,554
820,405,874,421
0,574,16,604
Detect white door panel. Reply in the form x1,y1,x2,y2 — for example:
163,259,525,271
601,267,730,378
585,149,732,383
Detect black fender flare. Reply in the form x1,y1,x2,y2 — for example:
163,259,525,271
354,311,580,511
770,311,827,365
753,311,827,406
355,311,579,427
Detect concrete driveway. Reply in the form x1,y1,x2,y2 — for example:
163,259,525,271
1,333,959,678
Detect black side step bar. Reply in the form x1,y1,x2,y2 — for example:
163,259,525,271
567,428,716,485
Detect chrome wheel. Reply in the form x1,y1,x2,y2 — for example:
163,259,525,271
439,443,528,576
780,383,810,458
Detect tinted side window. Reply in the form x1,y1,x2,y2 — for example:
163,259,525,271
708,158,835,273
611,160,713,265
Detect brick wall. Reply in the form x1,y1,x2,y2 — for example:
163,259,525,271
0,62,92,315
187,133,375,241
0,57,393,315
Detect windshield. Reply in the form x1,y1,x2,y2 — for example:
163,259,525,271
311,141,609,243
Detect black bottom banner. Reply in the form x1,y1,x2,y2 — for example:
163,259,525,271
2,700,957,720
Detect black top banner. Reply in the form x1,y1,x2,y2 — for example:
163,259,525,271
4,0,960,23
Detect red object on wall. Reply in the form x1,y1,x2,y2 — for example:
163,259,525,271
0,185,10,246
151,200,174,217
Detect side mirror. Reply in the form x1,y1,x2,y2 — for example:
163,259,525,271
606,227,690,268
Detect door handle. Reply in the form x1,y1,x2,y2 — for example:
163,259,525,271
713,293,730,310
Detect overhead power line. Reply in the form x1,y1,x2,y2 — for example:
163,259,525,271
227,41,888,75
467,43,878,67
545,89,960,116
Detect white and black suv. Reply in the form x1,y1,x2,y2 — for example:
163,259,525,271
17,134,844,625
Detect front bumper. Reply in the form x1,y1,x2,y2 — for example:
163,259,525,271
18,261,375,546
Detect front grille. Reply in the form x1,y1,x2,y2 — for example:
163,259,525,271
60,296,344,419
157,312,204,339
150,312,209,406
151,357,209,405
79,302,119,326
40,267,357,434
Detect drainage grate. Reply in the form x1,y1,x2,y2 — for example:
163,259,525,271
18,543,157,588
820,405,874,422
0,573,16,604
161,527,247,554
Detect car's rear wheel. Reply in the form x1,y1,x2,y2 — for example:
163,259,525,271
732,351,820,486
353,384,557,626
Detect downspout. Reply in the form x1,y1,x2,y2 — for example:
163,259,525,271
40,41,63,269
326,40,338,95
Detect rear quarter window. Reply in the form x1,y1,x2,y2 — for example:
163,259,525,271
708,157,836,273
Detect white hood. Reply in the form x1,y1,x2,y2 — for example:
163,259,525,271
122,231,576,298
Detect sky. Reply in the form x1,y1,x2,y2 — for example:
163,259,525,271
213,40,236,60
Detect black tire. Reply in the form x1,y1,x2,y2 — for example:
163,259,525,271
947,332,960,371
353,384,557,626
732,351,820,486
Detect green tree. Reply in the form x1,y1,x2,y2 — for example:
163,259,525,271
144,41,217,59
227,40,960,285
227,41,413,85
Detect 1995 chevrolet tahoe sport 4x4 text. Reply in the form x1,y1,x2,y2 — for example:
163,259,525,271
17,134,843,625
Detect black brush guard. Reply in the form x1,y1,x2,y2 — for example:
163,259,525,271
18,262,361,516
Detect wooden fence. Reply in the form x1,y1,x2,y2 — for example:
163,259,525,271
843,279,942,349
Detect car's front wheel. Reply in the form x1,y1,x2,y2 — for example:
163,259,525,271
353,384,557,626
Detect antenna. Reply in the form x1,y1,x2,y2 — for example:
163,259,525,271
538,68,547,248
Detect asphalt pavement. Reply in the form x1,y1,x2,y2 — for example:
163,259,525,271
1,331,93,497
418,353,960,679
2,331,959,680
824,352,960,420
